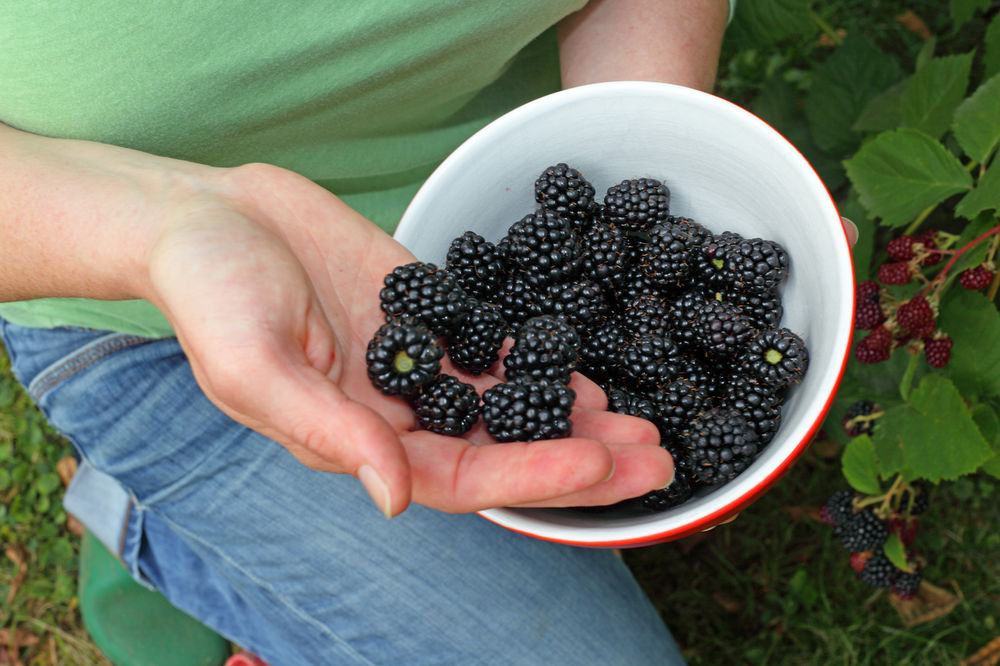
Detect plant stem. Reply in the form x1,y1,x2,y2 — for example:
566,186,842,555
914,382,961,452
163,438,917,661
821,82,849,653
903,205,937,237
923,223,1000,301
810,9,843,45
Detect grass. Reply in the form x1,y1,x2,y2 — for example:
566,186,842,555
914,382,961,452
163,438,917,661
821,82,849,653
3,1,1000,664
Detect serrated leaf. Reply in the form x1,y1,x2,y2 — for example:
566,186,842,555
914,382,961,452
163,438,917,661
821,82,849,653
805,33,904,156
971,403,1000,449
853,78,908,133
871,404,909,477
953,73,1000,164
956,161,1000,219
951,0,992,27
902,53,974,140
939,290,1000,400
883,533,912,571
842,435,883,494
900,375,994,483
984,455,1000,479
915,37,937,71
844,128,973,226
727,0,815,48
987,14,1000,80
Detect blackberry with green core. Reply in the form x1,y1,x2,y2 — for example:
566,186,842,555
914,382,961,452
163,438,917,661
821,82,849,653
446,300,510,375
691,230,743,292
366,318,444,397
482,380,576,442
445,231,508,300
743,327,809,389
503,315,580,386
503,209,583,287
412,374,482,436
602,177,671,231
379,261,469,336
533,162,597,229
682,407,761,487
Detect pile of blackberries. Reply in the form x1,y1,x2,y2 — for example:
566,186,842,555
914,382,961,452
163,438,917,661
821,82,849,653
367,162,809,511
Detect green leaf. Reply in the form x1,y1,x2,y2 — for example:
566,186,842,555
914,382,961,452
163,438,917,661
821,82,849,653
899,375,994,483
939,290,1000,400
987,13,1000,80
956,161,1000,220
844,128,973,227
804,33,903,156
727,0,815,48
953,73,1000,165
915,37,937,71
972,403,1000,450
883,533,913,571
853,78,908,133
871,404,909,477
951,0,992,26
842,435,883,495
35,472,61,496
901,53,974,140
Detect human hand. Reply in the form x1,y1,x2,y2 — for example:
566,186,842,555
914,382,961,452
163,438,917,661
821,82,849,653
142,163,674,517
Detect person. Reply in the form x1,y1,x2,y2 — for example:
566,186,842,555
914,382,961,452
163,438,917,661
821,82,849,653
0,2,783,663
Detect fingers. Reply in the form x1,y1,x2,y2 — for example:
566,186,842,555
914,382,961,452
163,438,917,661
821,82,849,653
842,216,858,247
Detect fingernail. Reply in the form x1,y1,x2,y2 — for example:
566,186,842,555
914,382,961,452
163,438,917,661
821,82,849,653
842,216,858,240
660,461,676,489
358,464,393,519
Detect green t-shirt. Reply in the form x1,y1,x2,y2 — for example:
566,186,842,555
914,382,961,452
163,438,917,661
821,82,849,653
0,1,735,338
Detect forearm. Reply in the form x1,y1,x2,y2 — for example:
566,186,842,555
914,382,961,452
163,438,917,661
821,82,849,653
0,122,219,303
558,0,729,92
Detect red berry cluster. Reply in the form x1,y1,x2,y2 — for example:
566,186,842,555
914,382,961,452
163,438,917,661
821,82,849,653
853,226,1000,369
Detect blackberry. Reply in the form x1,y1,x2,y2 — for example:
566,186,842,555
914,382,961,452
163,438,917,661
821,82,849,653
503,315,580,385
602,178,671,231
542,278,610,332
446,301,510,375
445,231,508,300
412,374,481,436
959,264,994,290
578,322,627,381
619,292,672,336
611,264,662,305
694,299,756,359
636,220,703,289
534,163,597,229
854,326,892,364
682,407,761,487
648,376,710,441
877,261,913,285
819,489,855,527
619,330,683,389
677,353,728,399
835,508,888,552
924,335,953,368
481,380,575,442
580,222,633,287
743,327,809,389
725,237,790,292
841,400,880,437
690,231,743,292
504,209,584,287
855,280,884,330
380,261,470,335
666,290,713,351
859,550,899,589
605,385,658,424
895,296,935,334
722,378,783,445
637,470,694,511
892,570,922,600
886,235,916,261
898,485,929,515
495,272,544,329
721,288,783,331
366,318,444,397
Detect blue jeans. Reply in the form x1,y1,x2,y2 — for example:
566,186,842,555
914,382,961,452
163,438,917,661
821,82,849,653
0,320,685,665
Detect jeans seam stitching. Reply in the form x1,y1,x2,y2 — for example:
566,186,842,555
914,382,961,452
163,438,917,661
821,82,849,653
30,335,151,401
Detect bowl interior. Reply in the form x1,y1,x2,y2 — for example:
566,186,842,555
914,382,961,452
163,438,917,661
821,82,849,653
395,81,854,546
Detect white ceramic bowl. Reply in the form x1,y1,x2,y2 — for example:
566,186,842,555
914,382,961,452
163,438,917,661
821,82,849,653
395,81,855,548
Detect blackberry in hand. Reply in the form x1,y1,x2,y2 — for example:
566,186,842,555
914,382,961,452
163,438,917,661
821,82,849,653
366,318,444,397
412,374,481,436
380,261,469,335
534,162,597,229
482,380,576,442
542,278,610,332
495,272,543,329
503,315,580,385
446,300,510,375
602,177,671,231
445,231,508,300
743,327,809,389
577,322,627,381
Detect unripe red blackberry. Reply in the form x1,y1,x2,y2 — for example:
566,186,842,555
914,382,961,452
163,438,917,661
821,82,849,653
915,229,943,266
854,326,892,364
959,264,994,290
886,234,915,261
924,335,953,368
895,295,935,334
877,261,913,285
854,280,884,330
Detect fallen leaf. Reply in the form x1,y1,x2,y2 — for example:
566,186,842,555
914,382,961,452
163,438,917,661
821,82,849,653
963,636,1000,666
4,545,28,605
712,592,743,613
780,505,823,523
889,579,961,627
896,10,932,40
0,629,40,648
817,28,848,47
56,456,77,488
